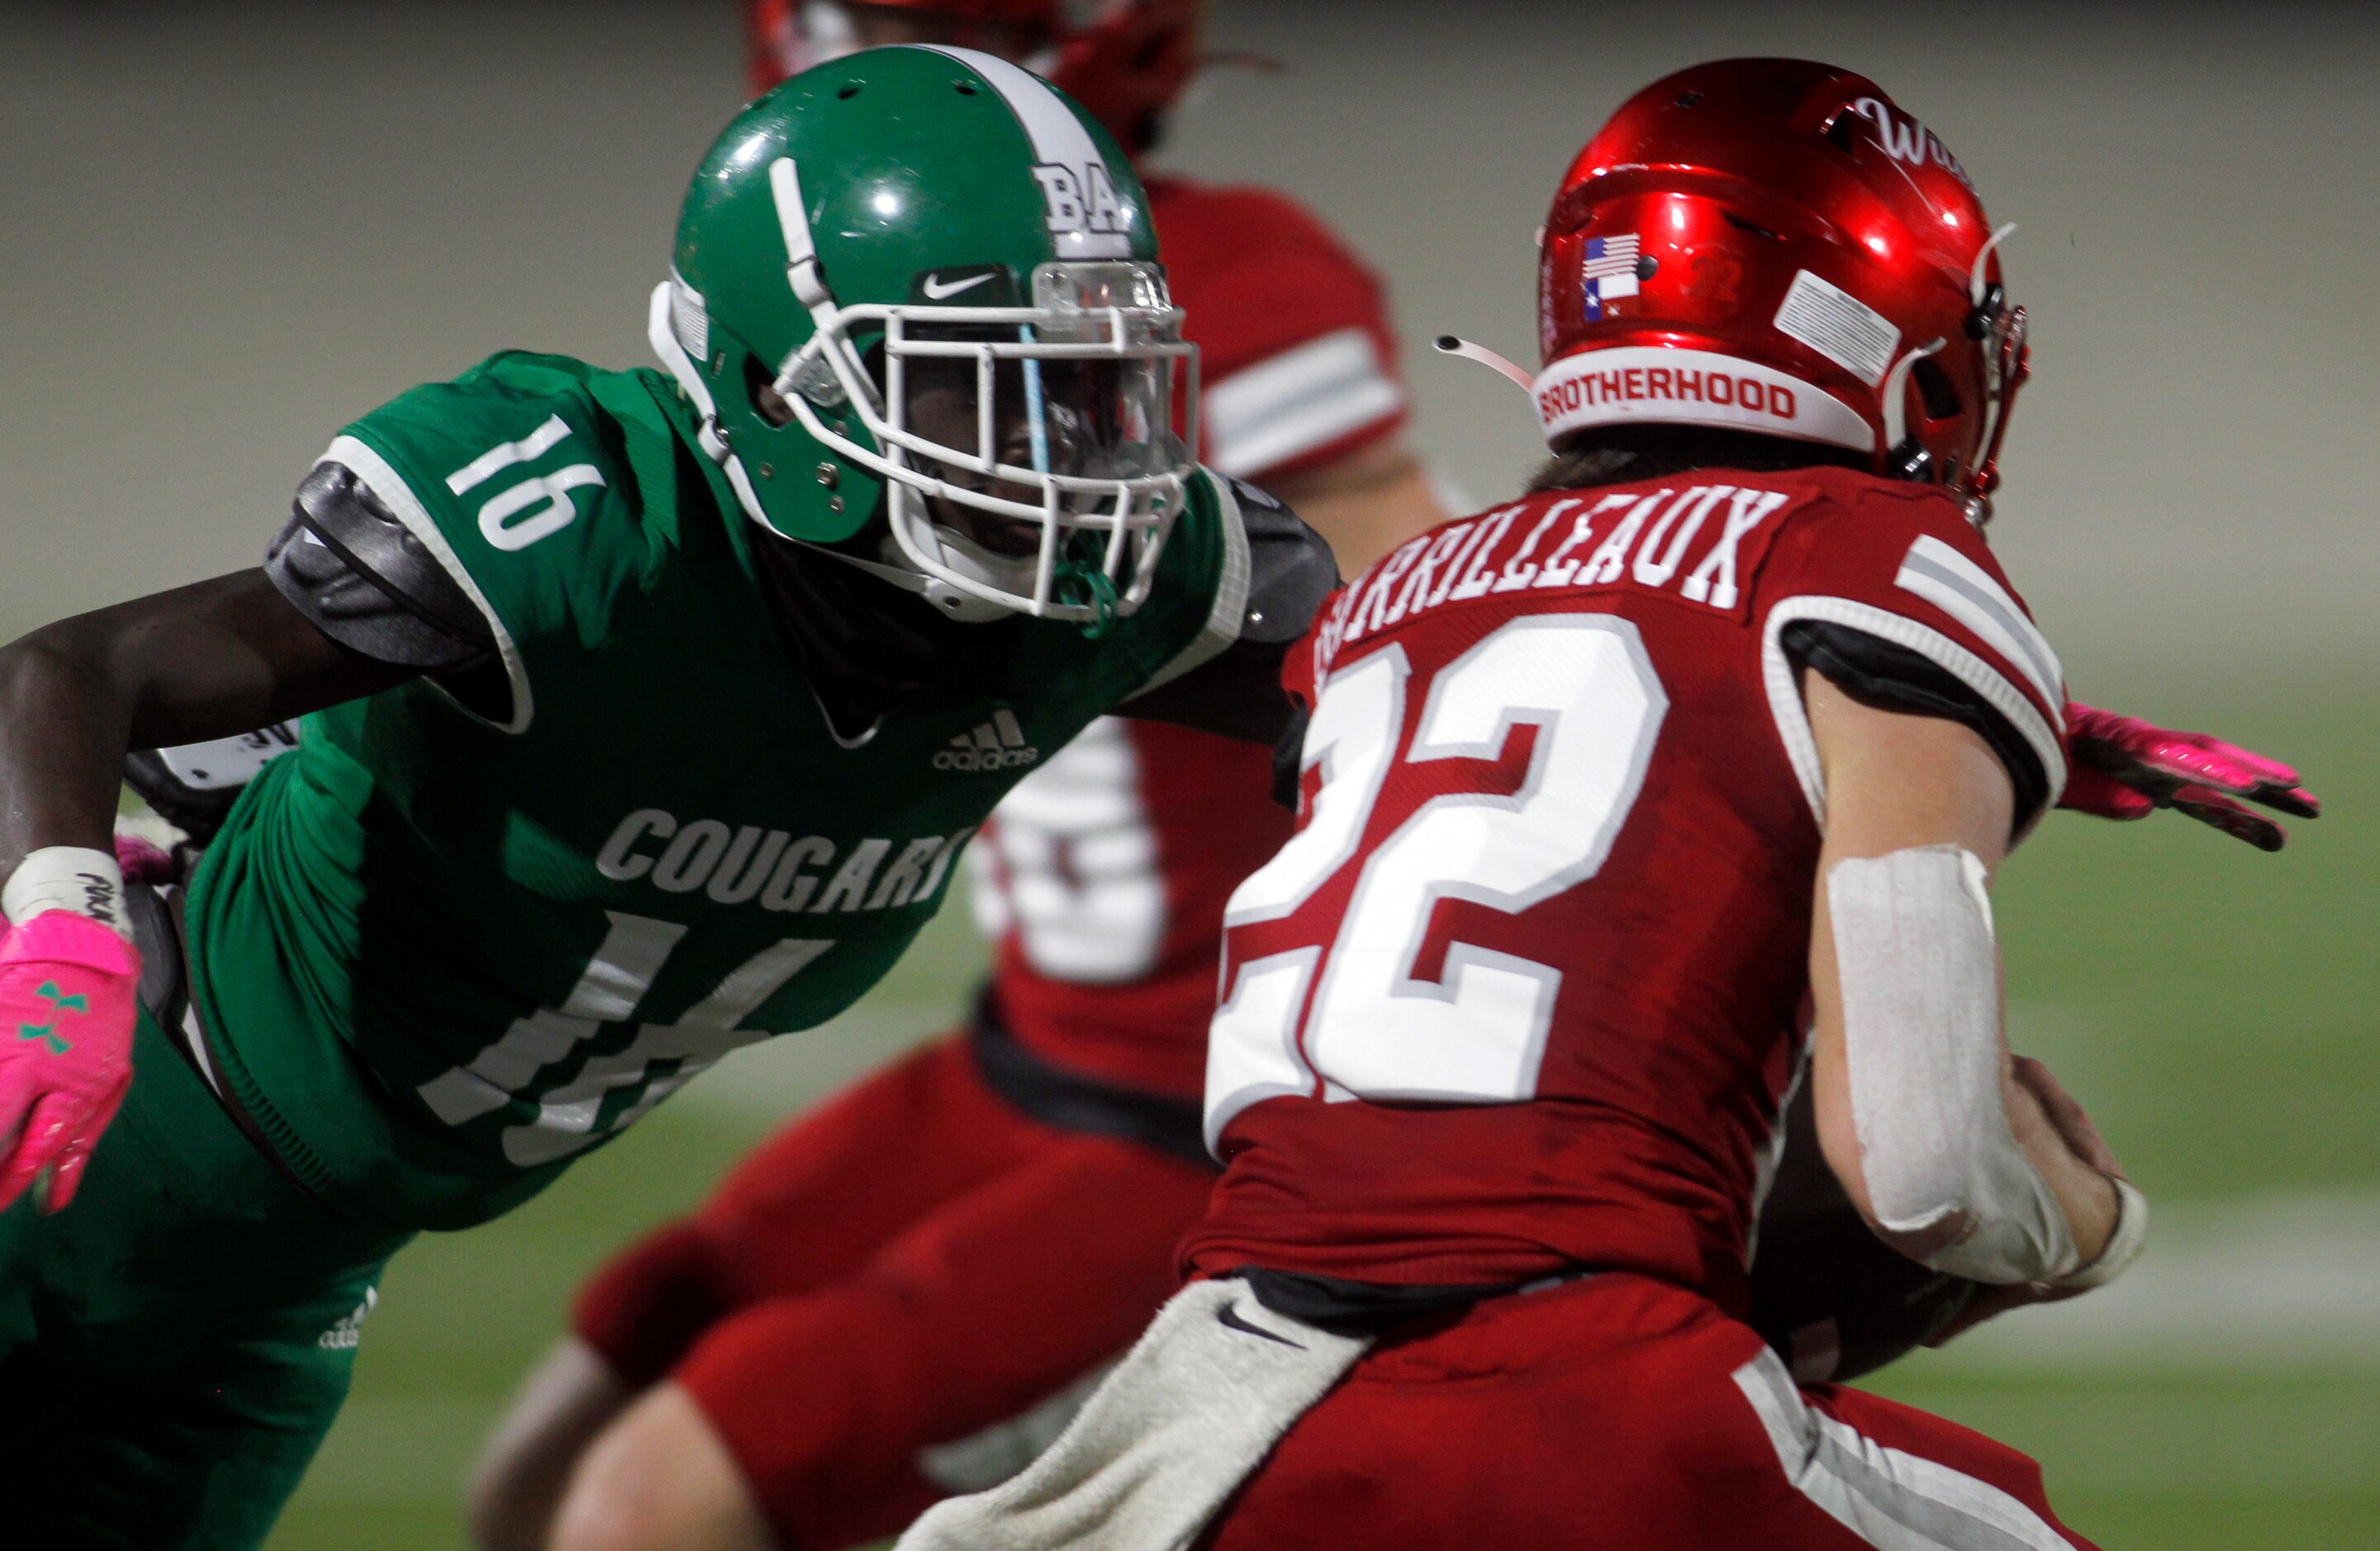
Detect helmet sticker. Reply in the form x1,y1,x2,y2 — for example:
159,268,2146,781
1580,234,1641,321
1850,97,1974,191
1772,270,1902,387
1532,346,1873,453
1032,161,1130,242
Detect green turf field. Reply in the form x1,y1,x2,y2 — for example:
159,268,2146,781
261,675,2376,1550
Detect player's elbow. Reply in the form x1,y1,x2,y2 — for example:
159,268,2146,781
1822,1038,2068,1282
1816,1108,1977,1265
1855,1153,1989,1265
468,1338,644,1551
546,1383,769,1551
0,619,112,706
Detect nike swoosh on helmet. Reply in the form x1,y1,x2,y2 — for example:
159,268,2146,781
921,272,996,300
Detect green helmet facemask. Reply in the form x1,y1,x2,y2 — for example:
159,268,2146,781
650,45,1197,627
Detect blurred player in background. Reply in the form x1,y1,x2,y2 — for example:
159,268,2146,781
476,12,2322,1551
0,52,1337,1551
897,57,2318,1551
469,6,1448,1551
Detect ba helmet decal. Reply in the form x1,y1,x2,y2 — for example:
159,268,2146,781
920,45,1136,258
1032,160,1131,241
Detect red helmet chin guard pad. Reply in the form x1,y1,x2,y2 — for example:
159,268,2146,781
1535,58,2031,514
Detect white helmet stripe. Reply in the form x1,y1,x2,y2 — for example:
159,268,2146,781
910,45,1133,259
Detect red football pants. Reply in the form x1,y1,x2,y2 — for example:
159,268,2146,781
574,1032,1216,1550
1200,1271,2097,1551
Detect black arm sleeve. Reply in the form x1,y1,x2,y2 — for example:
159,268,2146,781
1781,619,2050,828
1119,476,1340,746
264,462,511,718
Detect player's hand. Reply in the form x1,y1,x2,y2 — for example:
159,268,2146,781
1929,1058,2132,1345
2060,701,2319,852
0,912,141,1214
2012,1055,2125,1181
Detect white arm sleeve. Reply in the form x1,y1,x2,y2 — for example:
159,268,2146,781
1827,844,2080,1285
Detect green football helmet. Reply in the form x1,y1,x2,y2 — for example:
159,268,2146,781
651,44,1197,626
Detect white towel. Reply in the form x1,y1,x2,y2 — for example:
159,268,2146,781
895,1278,1370,1550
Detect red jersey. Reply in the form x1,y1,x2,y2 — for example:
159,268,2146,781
1185,468,2067,1309
971,176,1409,1102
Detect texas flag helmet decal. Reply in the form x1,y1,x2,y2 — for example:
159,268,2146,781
1581,233,1641,320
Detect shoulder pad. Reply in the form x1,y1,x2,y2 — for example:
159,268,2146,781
1209,471,1337,647
1759,469,2067,832
313,362,660,732
330,360,632,572
291,462,496,646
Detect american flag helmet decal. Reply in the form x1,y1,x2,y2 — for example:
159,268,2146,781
1581,232,1641,320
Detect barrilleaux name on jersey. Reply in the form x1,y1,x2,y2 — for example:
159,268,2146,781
596,809,974,915
935,709,1039,772
1320,483,1794,657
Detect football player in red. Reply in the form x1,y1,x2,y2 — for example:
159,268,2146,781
465,23,2314,1551
467,7,1446,1550
895,58,2307,1551
468,21,2315,1551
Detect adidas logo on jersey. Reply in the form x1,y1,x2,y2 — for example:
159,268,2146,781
317,1287,378,1351
935,709,1039,772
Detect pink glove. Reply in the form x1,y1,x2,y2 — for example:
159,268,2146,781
2061,702,2321,852
113,832,179,885
0,912,140,1214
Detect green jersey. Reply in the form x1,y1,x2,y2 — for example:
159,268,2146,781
187,352,1245,1229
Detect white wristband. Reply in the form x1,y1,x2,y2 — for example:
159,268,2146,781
2051,1176,2150,1291
2,846,131,939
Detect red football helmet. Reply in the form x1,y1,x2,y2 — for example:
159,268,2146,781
744,0,1202,154
1532,58,2031,521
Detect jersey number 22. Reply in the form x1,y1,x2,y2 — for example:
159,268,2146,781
1205,615,1666,1145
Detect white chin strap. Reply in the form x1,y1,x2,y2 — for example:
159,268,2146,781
649,280,774,529
820,534,1027,624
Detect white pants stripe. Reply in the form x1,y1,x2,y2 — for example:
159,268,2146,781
1732,1348,2073,1551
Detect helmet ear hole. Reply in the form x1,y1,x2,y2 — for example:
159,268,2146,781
743,355,794,426
1912,356,1963,421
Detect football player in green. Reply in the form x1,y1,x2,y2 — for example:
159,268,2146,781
0,47,1328,1551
